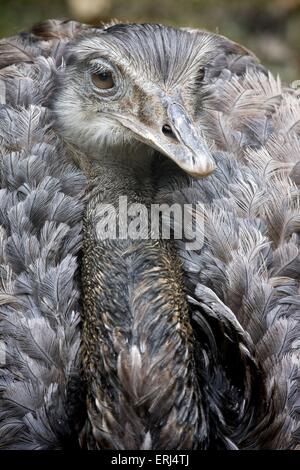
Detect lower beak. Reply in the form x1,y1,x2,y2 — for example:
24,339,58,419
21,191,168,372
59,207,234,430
113,102,216,178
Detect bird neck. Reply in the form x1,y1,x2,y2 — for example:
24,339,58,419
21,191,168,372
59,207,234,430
84,140,155,180
80,150,206,449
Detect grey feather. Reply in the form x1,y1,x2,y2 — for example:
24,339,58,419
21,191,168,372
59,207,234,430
0,24,86,448
0,19,299,450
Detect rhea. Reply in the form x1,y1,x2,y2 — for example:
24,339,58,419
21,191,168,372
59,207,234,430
0,20,299,450
53,24,218,449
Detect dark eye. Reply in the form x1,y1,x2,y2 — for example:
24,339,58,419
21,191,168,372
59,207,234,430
91,70,114,89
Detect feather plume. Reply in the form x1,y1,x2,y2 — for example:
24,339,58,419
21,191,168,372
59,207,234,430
0,28,86,448
159,56,300,448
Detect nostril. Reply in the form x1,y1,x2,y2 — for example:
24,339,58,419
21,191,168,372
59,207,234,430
162,124,176,140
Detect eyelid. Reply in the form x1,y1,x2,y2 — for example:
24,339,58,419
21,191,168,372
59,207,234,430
89,59,113,74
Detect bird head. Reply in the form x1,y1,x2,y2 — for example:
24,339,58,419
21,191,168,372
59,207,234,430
53,23,253,177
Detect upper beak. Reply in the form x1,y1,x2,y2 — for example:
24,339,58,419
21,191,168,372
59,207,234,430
164,101,215,177
112,98,216,178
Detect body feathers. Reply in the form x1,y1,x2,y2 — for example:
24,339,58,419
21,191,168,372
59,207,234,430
0,20,299,449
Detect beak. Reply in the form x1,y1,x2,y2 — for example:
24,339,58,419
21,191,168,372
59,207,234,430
112,100,216,178
164,101,215,176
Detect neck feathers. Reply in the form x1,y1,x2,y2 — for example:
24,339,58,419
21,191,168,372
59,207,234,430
80,163,205,449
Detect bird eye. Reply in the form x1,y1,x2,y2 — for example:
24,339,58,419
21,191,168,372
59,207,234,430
91,70,114,90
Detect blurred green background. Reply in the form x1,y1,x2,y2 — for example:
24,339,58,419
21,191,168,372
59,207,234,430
0,0,299,82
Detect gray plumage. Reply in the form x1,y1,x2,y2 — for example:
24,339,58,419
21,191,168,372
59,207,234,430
0,19,299,449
